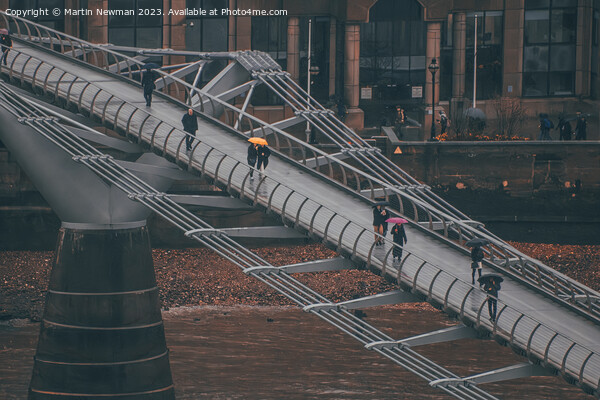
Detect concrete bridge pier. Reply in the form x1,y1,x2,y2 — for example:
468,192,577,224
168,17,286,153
29,222,175,399
0,107,175,399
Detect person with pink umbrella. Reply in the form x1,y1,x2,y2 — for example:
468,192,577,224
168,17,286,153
0,28,12,66
387,217,408,261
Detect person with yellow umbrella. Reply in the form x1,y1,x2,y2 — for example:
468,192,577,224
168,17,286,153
247,137,270,180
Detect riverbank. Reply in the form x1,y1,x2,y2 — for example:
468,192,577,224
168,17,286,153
1,243,599,321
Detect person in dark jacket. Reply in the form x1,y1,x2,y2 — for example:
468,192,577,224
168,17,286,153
471,245,484,284
575,114,587,140
256,144,271,175
394,106,406,138
337,99,347,122
483,278,500,322
247,143,258,179
142,69,155,107
0,32,12,66
372,205,388,246
557,116,572,141
181,108,199,151
538,113,553,140
391,223,407,261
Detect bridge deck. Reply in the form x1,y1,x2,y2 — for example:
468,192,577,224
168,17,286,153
5,41,600,394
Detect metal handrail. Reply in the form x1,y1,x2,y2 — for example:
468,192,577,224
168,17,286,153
2,81,598,395
2,11,600,325
0,84,504,400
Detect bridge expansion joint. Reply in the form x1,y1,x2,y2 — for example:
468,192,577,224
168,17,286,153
242,266,281,275
251,70,288,79
302,303,340,313
17,116,59,124
126,192,168,201
183,228,222,238
294,110,335,117
72,154,114,162
365,340,406,351
339,147,379,154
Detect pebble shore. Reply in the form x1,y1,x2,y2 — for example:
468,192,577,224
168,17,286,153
1,243,598,321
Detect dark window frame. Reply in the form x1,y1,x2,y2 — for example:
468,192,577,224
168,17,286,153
359,0,426,104
251,14,288,106
523,0,577,97
464,10,504,101
107,0,163,50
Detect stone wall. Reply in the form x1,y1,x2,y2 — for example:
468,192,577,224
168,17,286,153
389,141,600,220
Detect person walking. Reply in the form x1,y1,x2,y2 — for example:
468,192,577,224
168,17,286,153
575,113,587,140
142,69,156,107
391,223,407,262
439,111,449,135
483,277,500,322
557,116,572,141
337,98,347,123
181,108,199,151
247,143,258,180
538,113,553,140
0,31,12,66
372,204,388,246
256,144,271,176
471,245,484,284
394,106,406,138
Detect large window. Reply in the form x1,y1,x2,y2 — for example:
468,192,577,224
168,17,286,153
465,11,504,101
298,17,330,103
9,0,64,32
108,0,163,49
523,0,577,96
359,0,426,103
251,15,287,105
439,16,454,101
186,0,229,87
186,0,228,52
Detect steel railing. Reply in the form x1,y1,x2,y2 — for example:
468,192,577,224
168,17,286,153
0,82,509,400
2,79,599,397
1,11,600,332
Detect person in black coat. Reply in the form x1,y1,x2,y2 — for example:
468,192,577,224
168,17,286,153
483,278,500,322
0,33,12,66
247,143,258,179
142,69,156,106
256,145,271,174
372,205,388,246
557,117,572,141
391,223,407,261
575,114,587,140
181,108,199,151
471,245,484,284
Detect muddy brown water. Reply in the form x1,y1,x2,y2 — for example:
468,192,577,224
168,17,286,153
0,306,594,399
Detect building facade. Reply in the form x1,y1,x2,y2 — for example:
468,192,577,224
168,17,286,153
2,0,598,138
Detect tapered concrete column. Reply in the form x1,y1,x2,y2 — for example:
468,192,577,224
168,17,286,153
424,22,441,139
0,101,175,399
287,17,300,82
344,23,364,129
451,13,467,115
29,223,175,400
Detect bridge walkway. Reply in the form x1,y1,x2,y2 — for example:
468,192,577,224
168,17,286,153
2,33,600,398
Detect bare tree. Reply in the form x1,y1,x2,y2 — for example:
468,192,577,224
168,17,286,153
492,96,527,138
